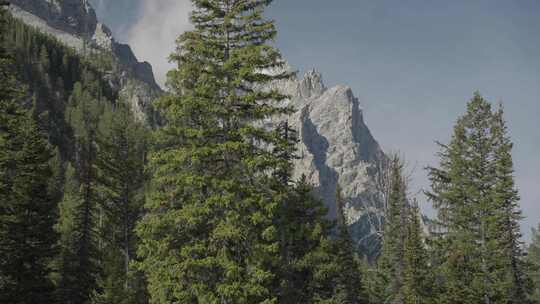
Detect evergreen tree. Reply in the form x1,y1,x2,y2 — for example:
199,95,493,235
274,178,369,304
527,225,540,303
372,155,408,304
427,92,529,304
3,3,153,302
92,101,148,304
276,177,333,303
137,1,294,303
491,105,531,303
323,185,367,304
0,103,59,304
56,83,103,304
0,5,58,303
55,164,87,303
402,201,432,304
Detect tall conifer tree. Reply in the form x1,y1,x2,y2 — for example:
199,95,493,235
276,177,333,303
56,83,103,304
324,185,367,304
491,105,531,303
137,1,294,303
372,155,408,304
427,92,529,304
93,102,148,304
0,4,58,303
527,225,540,303
402,201,432,304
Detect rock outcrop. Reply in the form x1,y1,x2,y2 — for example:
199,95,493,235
272,68,387,259
9,0,98,37
8,0,161,124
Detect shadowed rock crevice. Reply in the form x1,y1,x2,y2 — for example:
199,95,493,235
300,106,339,218
351,94,383,164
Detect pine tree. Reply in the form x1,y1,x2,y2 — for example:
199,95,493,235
372,155,408,304
276,177,333,303
427,92,529,304
274,178,369,304
324,185,367,304
527,225,540,303
0,5,58,303
136,1,294,303
55,164,86,303
0,104,59,304
92,101,148,304
402,200,432,304
491,105,531,303
56,83,103,304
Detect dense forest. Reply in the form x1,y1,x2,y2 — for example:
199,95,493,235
1,1,540,303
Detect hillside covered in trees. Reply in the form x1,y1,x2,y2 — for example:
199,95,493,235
1,1,540,304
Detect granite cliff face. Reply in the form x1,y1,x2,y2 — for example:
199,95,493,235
8,0,161,123
269,68,388,259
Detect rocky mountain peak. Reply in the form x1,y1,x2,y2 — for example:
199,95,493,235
267,66,387,260
299,69,325,98
92,22,113,50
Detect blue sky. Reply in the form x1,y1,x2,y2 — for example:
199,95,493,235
268,0,540,238
92,0,540,239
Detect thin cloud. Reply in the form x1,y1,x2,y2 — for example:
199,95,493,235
127,0,193,88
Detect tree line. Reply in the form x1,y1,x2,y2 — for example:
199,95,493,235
1,1,540,304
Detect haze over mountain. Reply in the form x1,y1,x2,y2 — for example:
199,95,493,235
90,0,191,87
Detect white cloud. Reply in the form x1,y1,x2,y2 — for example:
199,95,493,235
127,0,193,88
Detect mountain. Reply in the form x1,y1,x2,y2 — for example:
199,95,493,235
8,0,388,260
8,0,161,124
270,68,388,259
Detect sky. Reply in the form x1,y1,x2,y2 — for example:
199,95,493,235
90,0,540,239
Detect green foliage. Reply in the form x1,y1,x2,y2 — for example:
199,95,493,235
318,185,367,304
55,164,95,304
3,2,536,303
55,84,104,303
274,179,368,304
0,6,58,303
427,92,530,304
137,0,295,302
402,202,432,304
371,156,408,304
491,106,532,303
275,177,330,303
2,6,150,303
366,156,435,304
92,101,149,304
527,225,540,303
3,13,117,155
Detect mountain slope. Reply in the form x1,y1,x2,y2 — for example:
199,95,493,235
8,0,161,124
271,69,388,259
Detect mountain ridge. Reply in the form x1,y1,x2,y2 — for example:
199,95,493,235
8,0,161,124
